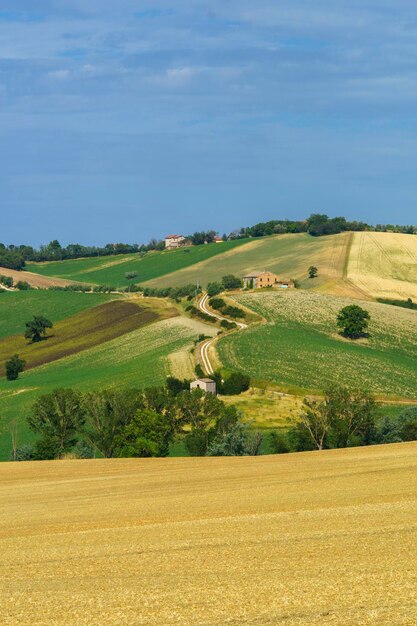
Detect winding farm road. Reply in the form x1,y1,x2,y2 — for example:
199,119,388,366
197,293,247,375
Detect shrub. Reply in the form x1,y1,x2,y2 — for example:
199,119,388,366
269,431,290,454
221,372,250,395
220,319,237,330
209,297,226,310
5,354,26,381
222,305,245,319
0,275,13,288
184,428,209,456
10,445,35,462
15,281,31,290
73,440,95,459
207,282,223,297
221,275,242,290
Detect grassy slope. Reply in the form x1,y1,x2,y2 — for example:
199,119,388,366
0,316,216,458
25,239,248,286
2,444,417,625
348,231,417,300
0,290,115,339
0,298,171,375
217,291,417,400
145,231,353,290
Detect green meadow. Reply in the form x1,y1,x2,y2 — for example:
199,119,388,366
0,290,115,339
26,239,249,286
0,316,214,459
217,291,417,400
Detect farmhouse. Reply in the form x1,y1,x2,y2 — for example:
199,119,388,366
165,234,185,250
243,271,294,289
190,378,217,394
214,236,224,243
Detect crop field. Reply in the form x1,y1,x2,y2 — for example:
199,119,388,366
0,299,165,375
146,232,352,289
347,231,417,301
0,316,216,458
1,443,417,625
0,266,77,288
26,239,248,286
217,291,417,399
0,290,115,339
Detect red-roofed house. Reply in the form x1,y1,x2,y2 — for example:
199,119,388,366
165,234,185,250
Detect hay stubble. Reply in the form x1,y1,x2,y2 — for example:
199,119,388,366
1,444,417,625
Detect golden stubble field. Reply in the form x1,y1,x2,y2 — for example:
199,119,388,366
347,231,417,300
1,445,417,625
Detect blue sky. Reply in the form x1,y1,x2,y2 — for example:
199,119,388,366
1,1,417,246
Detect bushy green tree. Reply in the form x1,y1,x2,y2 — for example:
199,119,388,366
83,389,142,458
5,354,26,381
207,282,223,297
221,372,250,395
116,409,173,457
308,266,318,278
337,305,370,339
221,274,242,290
28,389,85,458
24,315,53,343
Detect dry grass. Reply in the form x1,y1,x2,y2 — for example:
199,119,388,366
347,232,417,300
221,388,304,429
1,444,417,625
0,266,79,288
145,232,351,290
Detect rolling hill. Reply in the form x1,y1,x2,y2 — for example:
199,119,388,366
216,290,417,400
24,231,417,302
25,238,248,287
2,443,417,625
347,231,417,301
0,313,216,458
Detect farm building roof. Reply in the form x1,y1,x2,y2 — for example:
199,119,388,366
165,234,184,239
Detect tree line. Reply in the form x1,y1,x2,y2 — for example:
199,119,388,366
11,383,262,461
3,213,417,272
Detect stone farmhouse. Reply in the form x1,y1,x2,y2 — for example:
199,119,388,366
165,234,186,250
190,378,217,394
243,271,294,290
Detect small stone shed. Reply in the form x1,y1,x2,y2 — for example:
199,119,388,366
190,378,217,394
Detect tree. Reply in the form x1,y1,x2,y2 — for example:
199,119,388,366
115,409,173,457
24,315,53,343
15,281,31,290
125,271,138,292
221,274,242,290
28,389,85,458
83,389,142,458
293,385,377,450
337,305,370,339
221,372,250,395
5,354,26,381
308,266,318,279
207,282,223,297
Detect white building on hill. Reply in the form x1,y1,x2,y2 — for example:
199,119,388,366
165,234,185,250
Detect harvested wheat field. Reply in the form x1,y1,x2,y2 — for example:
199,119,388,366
1,445,417,625
347,231,417,301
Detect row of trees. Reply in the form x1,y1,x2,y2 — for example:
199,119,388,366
15,384,262,461
270,385,417,453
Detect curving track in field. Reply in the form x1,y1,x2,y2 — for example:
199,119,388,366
197,293,247,375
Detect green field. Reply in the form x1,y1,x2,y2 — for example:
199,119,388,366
0,290,115,339
26,239,249,286
0,299,168,375
0,316,215,459
217,291,417,400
